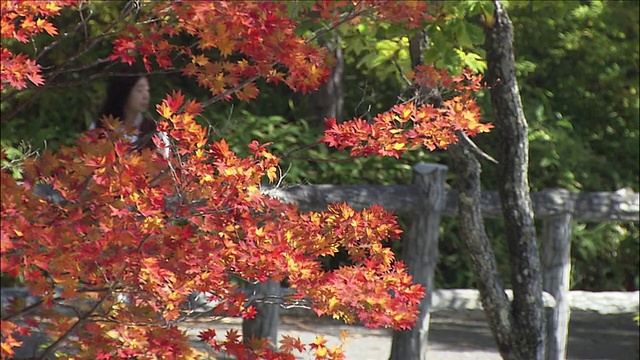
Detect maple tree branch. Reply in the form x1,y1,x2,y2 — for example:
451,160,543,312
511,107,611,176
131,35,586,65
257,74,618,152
78,1,91,41
200,76,261,108
279,141,323,158
77,286,119,293
174,292,312,322
49,68,182,90
201,5,371,109
0,141,39,170
35,3,94,63
0,293,106,323
1,298,45,322
37,289,112,360
304,4,372,45
148,168,172,187
1,53,117,115
136,233,156,253
393,58,414,88
247,294,311,309
89,316,167,328
48,57,113,76
3,5,169,121
353,83,376,120
4,40,119,121
280,154,356,163
2,88,46,122
37,3,131,74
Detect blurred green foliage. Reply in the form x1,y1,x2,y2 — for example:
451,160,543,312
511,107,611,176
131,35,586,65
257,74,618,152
509,0,639,291
509,0,639,193
1,1,637,291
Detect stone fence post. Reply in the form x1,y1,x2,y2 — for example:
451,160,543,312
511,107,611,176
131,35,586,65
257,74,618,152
241,279,281,347
540,189,575,360
389,163,448,360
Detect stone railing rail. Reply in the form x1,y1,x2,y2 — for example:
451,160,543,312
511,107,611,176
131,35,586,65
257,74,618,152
266,184,639,221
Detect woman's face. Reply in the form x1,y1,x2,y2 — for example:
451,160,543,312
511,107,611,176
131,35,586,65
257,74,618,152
125,77,150,114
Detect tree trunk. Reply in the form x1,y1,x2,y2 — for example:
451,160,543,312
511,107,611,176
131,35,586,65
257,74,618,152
307,34,344,126
484,1,546,358
449,142,516,359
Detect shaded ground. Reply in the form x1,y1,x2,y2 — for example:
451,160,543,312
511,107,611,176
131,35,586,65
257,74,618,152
183,310,639,360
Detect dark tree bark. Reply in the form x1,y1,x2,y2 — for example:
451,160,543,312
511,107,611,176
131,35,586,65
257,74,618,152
307,35,344,126
483,0,546,358
446,1,547,358
409,30,427,68
449,141,516,359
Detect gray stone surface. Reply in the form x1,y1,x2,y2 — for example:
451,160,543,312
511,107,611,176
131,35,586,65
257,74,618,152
2,287,638,359
182,311,639,360
430,288,558,311
569,290,640,314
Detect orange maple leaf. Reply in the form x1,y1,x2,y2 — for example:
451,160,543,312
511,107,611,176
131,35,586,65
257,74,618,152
279,335,306,353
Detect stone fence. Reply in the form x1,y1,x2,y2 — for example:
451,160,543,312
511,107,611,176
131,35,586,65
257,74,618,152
259,163,639,360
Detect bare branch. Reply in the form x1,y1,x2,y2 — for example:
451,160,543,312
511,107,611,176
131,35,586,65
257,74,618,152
200,76,260,108
35,5,94,63
457,130,498,164
1,298,45,322
393,58,414,88
37,289,112,360
304,6,372,45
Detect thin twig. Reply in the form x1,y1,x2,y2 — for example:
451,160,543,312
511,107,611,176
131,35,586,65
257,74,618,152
200,76,261,108
353,81,372,118
456,130,498,164
48,68,182,89
35,5,94,63
393,57,413,87
304,4,371,45
280,141,324,159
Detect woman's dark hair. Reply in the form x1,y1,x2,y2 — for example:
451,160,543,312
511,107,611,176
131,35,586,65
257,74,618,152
99,75,141,123
97,74,157,150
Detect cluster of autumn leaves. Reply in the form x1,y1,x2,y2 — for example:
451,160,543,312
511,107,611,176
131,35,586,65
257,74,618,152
323,67,492,158
1,1,491,359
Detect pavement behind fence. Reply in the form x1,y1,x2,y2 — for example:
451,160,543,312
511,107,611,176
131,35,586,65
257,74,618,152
182,310,639,360
3,288,638,359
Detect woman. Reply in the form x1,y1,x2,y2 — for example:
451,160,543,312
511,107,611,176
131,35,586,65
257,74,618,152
94,74,170,157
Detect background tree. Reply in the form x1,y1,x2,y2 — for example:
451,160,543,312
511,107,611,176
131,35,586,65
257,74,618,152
450,1,546,358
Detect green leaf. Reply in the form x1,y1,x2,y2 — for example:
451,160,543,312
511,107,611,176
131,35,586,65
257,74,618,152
556,118,574,130
456,21,473,48
356,52,379,69
462,52,487,72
